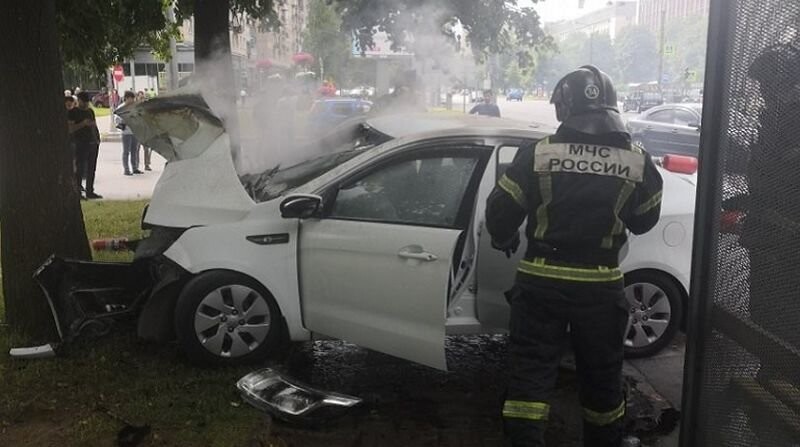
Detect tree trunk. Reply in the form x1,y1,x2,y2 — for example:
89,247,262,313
0,1,91,341
194,0,241,167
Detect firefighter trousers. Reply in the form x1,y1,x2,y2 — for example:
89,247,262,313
503,276,629,447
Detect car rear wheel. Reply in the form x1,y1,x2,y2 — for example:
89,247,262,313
623,271,683,358
174,270,287,365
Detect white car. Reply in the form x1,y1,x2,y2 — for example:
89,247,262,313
36,94,696,369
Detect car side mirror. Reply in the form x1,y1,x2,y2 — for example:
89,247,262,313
280,194,323,219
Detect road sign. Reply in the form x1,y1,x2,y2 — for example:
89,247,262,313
112,65,125,82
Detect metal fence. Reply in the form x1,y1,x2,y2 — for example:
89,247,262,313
681,0,800,446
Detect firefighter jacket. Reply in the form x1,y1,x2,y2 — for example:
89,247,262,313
486,126,663,283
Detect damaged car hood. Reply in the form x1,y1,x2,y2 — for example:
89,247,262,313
117,93,254,227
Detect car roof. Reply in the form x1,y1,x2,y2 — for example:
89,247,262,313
365,113,556,140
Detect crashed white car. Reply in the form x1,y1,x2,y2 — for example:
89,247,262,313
33,94,695,369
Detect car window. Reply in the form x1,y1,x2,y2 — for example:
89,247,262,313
331,155,479,227
673,109,698,126
497,146,520,177
647,110,673,123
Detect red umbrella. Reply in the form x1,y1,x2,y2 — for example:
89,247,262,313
292,52,314,65
256,58,273,69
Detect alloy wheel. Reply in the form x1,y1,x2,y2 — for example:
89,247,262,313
193,284,272,358
624,282,672,349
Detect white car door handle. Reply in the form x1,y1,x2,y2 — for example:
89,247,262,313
397,248,438,262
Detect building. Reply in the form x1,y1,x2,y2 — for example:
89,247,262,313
115,15,255,94
638,0,710,30
251,0,309,71
546,1,638,42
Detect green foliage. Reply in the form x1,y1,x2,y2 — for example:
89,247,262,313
662,15,708,85
614,26,659,84
303,0,353,83
56,0,179,75
332,0,549,59
174,0,280,31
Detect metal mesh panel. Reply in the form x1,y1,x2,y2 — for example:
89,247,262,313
685,0,800,445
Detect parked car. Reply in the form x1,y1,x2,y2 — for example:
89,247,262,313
309,98,372,133
506,89,524,101
36,94,696,369
627,103,703,157
622,91,664,113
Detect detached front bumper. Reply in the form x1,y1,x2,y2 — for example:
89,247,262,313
12,256,153,356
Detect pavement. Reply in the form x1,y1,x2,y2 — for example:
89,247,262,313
91,114,165,200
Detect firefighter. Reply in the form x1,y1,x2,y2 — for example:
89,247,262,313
485,65,663,446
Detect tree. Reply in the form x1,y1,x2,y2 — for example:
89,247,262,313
0,1,92,340
663,15,708,88
332,0,549,60
57,0,178,76
615,25,659,84
584,33,617,81
174,0,278,167
303,0,353,83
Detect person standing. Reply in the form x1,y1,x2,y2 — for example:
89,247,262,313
115,91,142,176
469,89,502,117
485,65,663,447
134,91,153,171
68,91,103,199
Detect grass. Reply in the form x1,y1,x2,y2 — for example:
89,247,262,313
0,200,275,446
90,105,111,118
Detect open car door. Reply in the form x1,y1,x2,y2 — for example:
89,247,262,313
299,145,490,370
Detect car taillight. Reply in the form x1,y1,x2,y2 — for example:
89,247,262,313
721,210,745,234
662,154,698,174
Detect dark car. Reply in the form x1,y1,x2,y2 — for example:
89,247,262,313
506,89,524,101
622,91,664,113
626,103,703,157
309,98,372,133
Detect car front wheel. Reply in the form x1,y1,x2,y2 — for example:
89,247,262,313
622,271,684,358
174,270,287,365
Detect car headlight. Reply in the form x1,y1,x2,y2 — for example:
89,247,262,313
237,369,361,420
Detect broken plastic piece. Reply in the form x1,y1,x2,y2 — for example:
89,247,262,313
236,368,361,421
9,343,57,359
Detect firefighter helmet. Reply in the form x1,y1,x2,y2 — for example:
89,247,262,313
550,65,627,135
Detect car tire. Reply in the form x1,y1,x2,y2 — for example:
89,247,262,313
623,270,684,359
174,270,288,365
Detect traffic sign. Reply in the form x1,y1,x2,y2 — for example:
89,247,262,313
112,65,125,82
